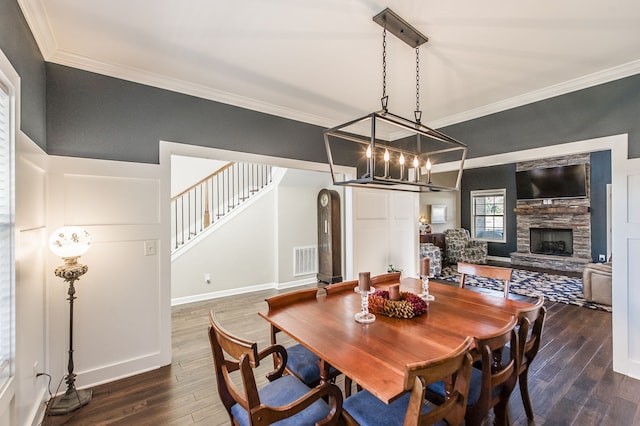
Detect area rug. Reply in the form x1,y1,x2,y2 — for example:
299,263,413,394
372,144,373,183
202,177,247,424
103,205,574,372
438,266,612,313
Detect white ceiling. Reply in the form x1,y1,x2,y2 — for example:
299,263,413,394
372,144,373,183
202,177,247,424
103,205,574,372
19,0,640,129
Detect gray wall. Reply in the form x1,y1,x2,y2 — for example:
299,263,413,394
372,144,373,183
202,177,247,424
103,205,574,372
0,0,46,147
590,150,612,261
46,63,327,164
439,74,640,160
460,163,517,258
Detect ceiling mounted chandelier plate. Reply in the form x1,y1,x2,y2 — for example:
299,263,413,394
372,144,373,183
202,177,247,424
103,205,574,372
324,8,467,193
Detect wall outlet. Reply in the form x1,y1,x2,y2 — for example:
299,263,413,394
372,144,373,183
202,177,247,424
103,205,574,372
204,273,211,284
598,254,606,262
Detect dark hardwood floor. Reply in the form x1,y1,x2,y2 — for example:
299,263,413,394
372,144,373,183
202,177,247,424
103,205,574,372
42,282,640,425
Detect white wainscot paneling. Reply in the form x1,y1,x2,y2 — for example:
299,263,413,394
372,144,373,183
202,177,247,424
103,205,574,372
629,238,640,362
16,150,46,229
628,174,640,223
74,239,161,385
355,190,388,220
63,175,160,225
390,192,414,220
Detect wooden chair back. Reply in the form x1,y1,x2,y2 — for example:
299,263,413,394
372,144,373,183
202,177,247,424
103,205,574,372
458,262,513,298
208,310,343,425
265,287,318,343
325,279,358,295
514,296,547,420
371,271,402,287
404,336,474,425
466,316,519,426
208,310,273,420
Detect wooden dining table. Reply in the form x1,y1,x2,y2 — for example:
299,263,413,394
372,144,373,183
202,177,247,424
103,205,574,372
259,277,534,404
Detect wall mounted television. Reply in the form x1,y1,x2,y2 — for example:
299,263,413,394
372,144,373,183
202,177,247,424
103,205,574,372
516,164,587,200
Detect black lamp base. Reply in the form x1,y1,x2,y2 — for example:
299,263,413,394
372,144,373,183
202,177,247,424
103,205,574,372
48,388,92,416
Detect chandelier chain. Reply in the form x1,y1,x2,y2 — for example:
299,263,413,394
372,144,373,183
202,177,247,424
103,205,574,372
415,47,420,113
382,27,386,98
381,26,388,110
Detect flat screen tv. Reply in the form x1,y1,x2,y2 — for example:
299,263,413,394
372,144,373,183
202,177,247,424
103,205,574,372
516,164,587,200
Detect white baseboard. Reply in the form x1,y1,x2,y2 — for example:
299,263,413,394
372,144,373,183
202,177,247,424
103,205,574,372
171,277,317,306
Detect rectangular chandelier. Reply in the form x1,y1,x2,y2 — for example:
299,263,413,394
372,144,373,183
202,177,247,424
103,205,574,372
324,110,467,192
323,8,467,193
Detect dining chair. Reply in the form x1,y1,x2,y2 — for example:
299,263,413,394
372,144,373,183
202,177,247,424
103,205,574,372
370,271,402,287
457,262,513,298
323,279,361,396
342,336,474,426
325,279,359,295
208,310,343,426
508,296,547,421
265,288,341,388
427,317,519,426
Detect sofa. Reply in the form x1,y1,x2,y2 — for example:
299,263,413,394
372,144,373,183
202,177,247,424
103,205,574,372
582,262,612,305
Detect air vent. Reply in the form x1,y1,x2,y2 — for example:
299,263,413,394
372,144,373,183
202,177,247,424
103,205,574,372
294,246,317,276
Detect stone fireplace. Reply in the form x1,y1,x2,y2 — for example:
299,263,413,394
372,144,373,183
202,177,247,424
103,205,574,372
510,154,592,273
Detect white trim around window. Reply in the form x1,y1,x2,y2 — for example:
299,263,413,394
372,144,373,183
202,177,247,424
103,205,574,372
0,48,16,417
470,189,506,243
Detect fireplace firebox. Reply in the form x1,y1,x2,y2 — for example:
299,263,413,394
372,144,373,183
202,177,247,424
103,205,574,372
530,228,573,256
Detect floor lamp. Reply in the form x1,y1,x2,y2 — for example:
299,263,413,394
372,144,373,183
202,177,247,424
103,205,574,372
48,226,92,415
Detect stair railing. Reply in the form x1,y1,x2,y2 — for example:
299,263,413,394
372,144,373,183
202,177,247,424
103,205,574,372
171,162,272,252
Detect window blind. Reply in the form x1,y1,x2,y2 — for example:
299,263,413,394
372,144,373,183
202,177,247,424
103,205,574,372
0,81,14,391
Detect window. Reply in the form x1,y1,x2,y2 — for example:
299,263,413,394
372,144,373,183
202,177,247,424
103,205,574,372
0,77,14,394
471,189,506,242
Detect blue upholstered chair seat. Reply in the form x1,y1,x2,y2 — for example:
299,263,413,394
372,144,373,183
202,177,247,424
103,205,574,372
230,374,332,426
343,389,446,426
287,343,337,386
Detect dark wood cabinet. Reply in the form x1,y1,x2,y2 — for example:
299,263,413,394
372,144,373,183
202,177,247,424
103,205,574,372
317,189,342,284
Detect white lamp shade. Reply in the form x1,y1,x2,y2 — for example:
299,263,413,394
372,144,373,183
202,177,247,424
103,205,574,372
49,226,92,258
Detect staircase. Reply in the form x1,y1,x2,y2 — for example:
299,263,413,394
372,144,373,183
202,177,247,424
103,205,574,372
171,162,273,253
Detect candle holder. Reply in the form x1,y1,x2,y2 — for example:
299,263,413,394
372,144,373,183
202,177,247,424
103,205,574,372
420,276,435,301
354,286,376,323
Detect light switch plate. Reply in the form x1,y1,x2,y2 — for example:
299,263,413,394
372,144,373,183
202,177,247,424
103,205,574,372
144,240,157,256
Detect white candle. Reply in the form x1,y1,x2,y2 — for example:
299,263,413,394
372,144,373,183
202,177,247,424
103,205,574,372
384,149,390,177
413,156,419,182
426,158,432,183
399,153,405,180
364,145,372,177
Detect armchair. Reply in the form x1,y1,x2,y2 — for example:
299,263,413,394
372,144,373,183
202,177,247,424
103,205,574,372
445,228,488,265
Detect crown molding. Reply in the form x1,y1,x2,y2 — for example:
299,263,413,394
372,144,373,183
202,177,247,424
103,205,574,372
17,0,57,59
428,61,640,129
